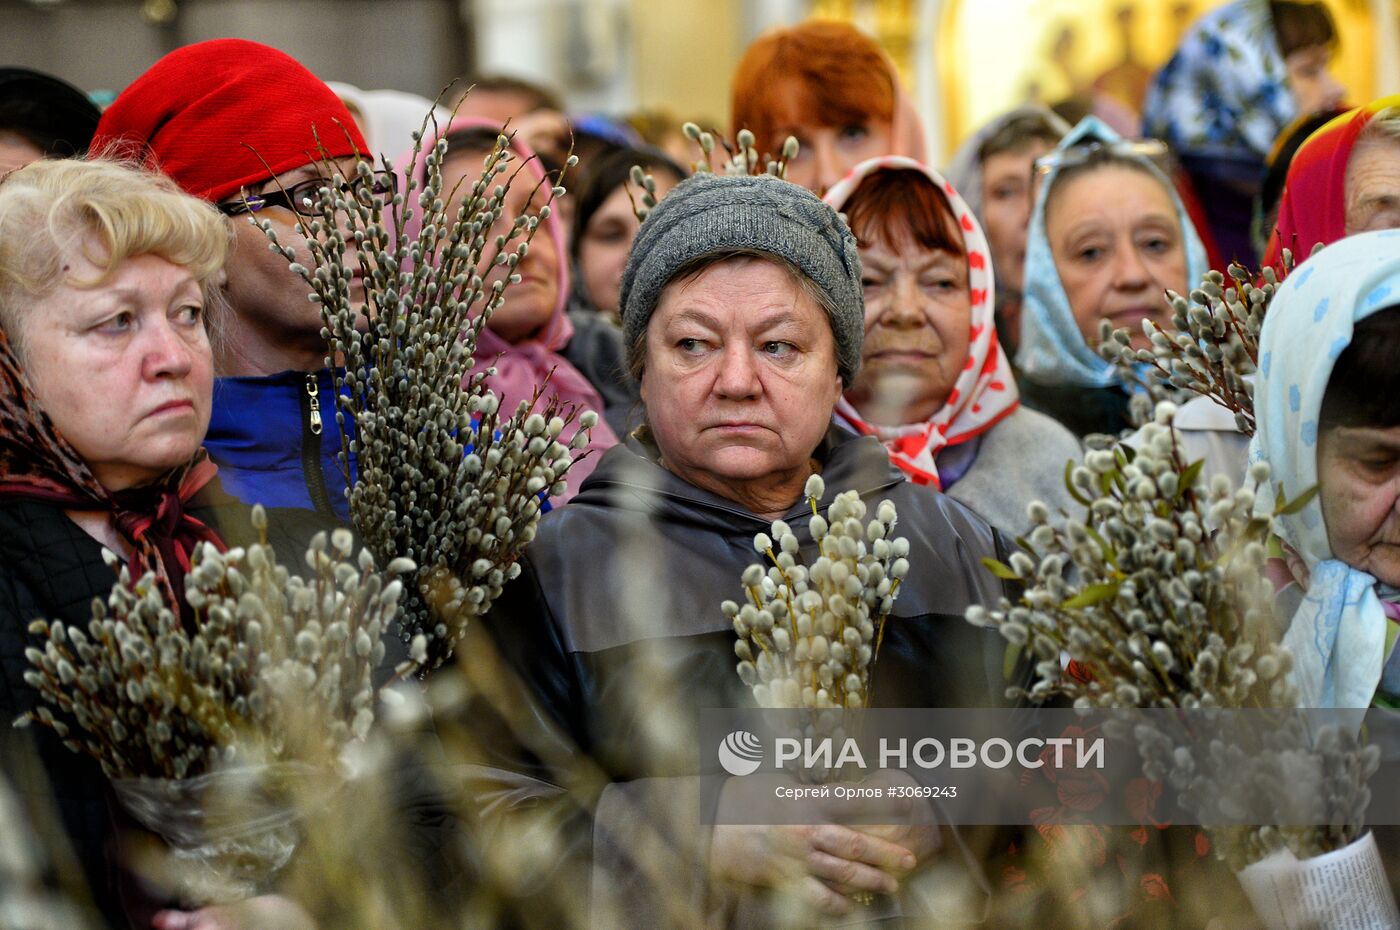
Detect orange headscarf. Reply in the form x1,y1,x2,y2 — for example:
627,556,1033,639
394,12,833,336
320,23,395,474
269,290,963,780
1264,95,1400,270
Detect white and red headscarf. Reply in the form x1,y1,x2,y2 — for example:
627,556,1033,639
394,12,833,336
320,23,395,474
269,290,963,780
824,155,1018,489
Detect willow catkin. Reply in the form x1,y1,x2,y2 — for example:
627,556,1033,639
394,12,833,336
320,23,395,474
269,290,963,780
256,123,596,670
18,514,413,780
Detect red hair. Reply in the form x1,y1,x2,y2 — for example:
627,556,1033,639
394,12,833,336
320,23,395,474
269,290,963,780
840,167,964,257
731,21,896,159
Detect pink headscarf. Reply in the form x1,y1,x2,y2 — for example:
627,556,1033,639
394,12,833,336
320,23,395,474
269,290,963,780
824,156,1019,489
396,116,618,500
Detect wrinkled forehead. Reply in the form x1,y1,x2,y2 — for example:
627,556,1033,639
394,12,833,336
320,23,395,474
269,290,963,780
1045,162,1179,226
656,254,823,320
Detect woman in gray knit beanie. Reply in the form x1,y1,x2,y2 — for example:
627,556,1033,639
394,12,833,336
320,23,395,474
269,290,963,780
616,171,866,514
476,171,1018,925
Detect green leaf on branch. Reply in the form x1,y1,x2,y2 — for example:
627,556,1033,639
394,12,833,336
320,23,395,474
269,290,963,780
1278,485,1320,516
982,557,1022,581
1061,582,1120,609
1084,524,1118,569
1178,460,1205,501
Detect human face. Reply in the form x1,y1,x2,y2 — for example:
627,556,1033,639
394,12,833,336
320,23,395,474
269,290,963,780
220,157,365,361
639,258,843,512
1344,141,1400,236
578,174,680,317
0,130,42,176
1046,167,1187,349
981,139,1053,296
780,121,894,195
441,149,560,344
1318,424,1400,587
22,245,212,492
1285,45,1345,117
846,236,970,427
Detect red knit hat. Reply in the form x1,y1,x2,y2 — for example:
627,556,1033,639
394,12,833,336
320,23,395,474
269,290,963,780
91,39,368,204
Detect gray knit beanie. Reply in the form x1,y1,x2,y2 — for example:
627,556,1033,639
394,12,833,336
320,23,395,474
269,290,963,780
618,173,865,386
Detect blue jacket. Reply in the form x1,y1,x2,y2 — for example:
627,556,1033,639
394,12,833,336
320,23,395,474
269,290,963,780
205,369,357,521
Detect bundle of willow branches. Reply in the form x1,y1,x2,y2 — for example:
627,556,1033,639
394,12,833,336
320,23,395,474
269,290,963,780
724,476,908,711
967,400,1373,868
1098,253,1298,434
256,124,595,669
18,510,411,779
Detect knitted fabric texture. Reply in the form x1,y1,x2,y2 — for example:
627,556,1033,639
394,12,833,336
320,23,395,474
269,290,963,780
619,173,865,385
91,39,368,204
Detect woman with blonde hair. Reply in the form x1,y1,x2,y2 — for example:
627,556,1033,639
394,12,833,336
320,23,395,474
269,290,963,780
0,157,330,930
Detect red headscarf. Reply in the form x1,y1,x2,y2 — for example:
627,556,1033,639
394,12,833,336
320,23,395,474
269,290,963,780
0,326,224,620
1264,95,1400,271
91,39,368,203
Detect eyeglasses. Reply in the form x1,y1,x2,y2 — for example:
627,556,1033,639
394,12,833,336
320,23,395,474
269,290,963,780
218,170,397,217
1034,138,1169,175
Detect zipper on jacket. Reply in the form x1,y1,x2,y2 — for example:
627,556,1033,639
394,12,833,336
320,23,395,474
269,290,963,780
298,372,336,519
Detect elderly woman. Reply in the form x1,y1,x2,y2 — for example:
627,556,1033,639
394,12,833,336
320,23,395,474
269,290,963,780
90,40,383,522
1251,230,1400,709
0,158,335,930
1018,118,1209,438
729,20,925,195
1265,96,1400,268
475,173,1016,927
821,156,1079,533
1143,0,1344,263
946,107,1069,356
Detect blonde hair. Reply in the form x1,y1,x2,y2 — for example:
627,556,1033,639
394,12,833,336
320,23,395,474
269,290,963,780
0,157,230,344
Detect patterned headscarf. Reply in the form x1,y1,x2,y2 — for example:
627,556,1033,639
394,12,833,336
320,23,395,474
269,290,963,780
1142,0,1297,162
1250,230,1400,708
825,156,1018,489
0,327,224,618
1263,95,1400,271
1017,117,1210,389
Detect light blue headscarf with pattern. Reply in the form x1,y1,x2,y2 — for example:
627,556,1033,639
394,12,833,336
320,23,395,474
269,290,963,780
1250,230,1400,708
1017,117,1210,389
1142,0,1297,162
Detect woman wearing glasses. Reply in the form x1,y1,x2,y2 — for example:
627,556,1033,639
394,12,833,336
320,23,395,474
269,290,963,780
1016,118,1209,438
91,40,384,521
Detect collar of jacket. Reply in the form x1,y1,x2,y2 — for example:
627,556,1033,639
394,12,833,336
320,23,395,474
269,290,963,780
571,426,906,529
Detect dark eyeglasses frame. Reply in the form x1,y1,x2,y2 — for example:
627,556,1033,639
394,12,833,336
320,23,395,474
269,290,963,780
217,169,398,217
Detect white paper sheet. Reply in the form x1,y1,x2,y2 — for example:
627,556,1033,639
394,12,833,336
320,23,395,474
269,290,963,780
1237,831,1400,930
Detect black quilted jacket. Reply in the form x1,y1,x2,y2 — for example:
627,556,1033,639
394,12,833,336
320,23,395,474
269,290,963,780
0,485,337,929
